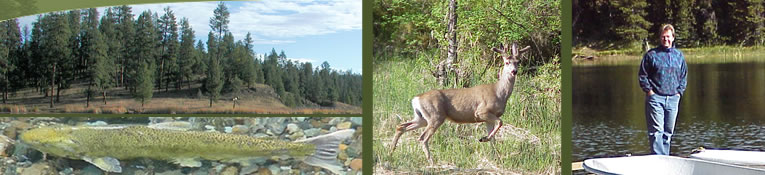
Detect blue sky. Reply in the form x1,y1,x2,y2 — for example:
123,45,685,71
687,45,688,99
16,0,362,73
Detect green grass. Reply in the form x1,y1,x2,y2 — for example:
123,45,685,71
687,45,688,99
373,54,561,174
574,45,765,66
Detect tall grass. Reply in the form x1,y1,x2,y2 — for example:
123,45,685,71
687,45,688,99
373,54,561,174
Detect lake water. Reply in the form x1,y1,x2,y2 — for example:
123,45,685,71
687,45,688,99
573,61,765,161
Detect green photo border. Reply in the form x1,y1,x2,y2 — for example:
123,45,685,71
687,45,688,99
561,0,572,174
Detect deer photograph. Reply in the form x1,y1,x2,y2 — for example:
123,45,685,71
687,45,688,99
372,0,561,174
390,42,530,163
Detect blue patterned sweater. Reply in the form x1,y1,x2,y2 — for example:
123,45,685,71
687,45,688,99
638,47,688,96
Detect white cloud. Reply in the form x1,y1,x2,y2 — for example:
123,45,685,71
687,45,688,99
229,0,362,39
287,57,316,63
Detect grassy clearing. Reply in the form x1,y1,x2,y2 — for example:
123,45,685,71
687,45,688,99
0,82,361,114
373,55,561,174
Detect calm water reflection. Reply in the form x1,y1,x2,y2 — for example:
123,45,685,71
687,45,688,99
573,62,765,161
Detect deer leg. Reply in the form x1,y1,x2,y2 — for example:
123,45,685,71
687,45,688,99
480,116,502,142
391,117,426,153
420,117,445,164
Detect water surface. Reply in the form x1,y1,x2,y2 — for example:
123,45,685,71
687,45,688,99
573,61,765,161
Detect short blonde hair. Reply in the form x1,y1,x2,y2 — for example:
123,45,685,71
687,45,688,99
661,24,675,37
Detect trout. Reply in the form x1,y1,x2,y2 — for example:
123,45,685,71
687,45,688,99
19,122,354,174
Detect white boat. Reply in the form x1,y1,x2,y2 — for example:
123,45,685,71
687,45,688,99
583,155,765,175
690,148,765,166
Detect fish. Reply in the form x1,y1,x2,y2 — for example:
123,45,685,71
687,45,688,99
19,122,355,174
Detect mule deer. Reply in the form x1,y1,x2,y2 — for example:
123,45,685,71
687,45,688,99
390,42,530,163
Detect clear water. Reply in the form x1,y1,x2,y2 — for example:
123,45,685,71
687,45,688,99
573,61,765,161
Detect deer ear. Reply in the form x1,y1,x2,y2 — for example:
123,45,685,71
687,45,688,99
492,47,503,53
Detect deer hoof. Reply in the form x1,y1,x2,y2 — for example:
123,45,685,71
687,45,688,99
479,137,490,142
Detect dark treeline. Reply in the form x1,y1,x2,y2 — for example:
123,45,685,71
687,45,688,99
0,2,361,108
575,0,765,48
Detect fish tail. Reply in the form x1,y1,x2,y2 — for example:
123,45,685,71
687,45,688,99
296,129,355,174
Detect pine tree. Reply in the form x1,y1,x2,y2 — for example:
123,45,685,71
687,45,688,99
115,5,135,88
178,18,195,89
158,7,179,91
206,2,229,107
135,61,154,107
133,11,158,103
41,13,73,108
1,19,21,104
206,51,223,107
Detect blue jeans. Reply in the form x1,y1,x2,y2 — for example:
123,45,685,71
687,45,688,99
645,93,680,155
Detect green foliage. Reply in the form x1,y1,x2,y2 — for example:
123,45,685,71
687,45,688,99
3,4,362,109
206,55,223,107
178,18,196,89
158,7,180,91
134,61,154,107
577,0,765,47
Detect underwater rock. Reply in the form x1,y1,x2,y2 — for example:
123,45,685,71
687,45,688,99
328,118,344,126
303,128,321,137
155,169,184,175
286,123,300,134
0,135,13,157
310,120,322,128
231,125,249,135
239,165,259,175
20,162,55,175
79,165,103,175
337,122,352,130
267,165,280,174
350,118,362,126
350,159,363,171
256,167,271,175
220,165,238,175
266,118,286,135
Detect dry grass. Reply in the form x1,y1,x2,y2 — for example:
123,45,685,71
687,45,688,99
0,82,361,114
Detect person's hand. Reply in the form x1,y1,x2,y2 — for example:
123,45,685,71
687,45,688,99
647,90,654,96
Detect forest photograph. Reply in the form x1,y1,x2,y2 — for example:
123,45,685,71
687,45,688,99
372,0,560,174
0,1,362,114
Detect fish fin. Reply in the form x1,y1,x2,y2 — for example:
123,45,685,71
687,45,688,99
171,158,202,167
296,129,355,175
148,121,193,131
83,156,122,173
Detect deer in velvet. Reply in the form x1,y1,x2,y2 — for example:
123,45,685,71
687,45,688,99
390,42,530,163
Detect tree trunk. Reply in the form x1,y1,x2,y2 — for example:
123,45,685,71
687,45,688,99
50,64,56,108
438,0,458,86
209,97,213,107
86,87,91,107
103,91,107,105
159,58,165,91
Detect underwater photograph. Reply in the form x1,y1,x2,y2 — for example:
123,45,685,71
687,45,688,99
0,117,363,174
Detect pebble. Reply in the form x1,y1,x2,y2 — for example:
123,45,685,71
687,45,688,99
350,117,362,126
337,122,352,130
286,123,300,134
310,120,322,128
220,166,238,175
303,128,321,137
328,118,344,125
257,168,272,175
0,135,13,157
79,165,103,175
350,159,363,171
21,162,54,175
267,165,280,174
239,165,259,175
231,125,249,135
